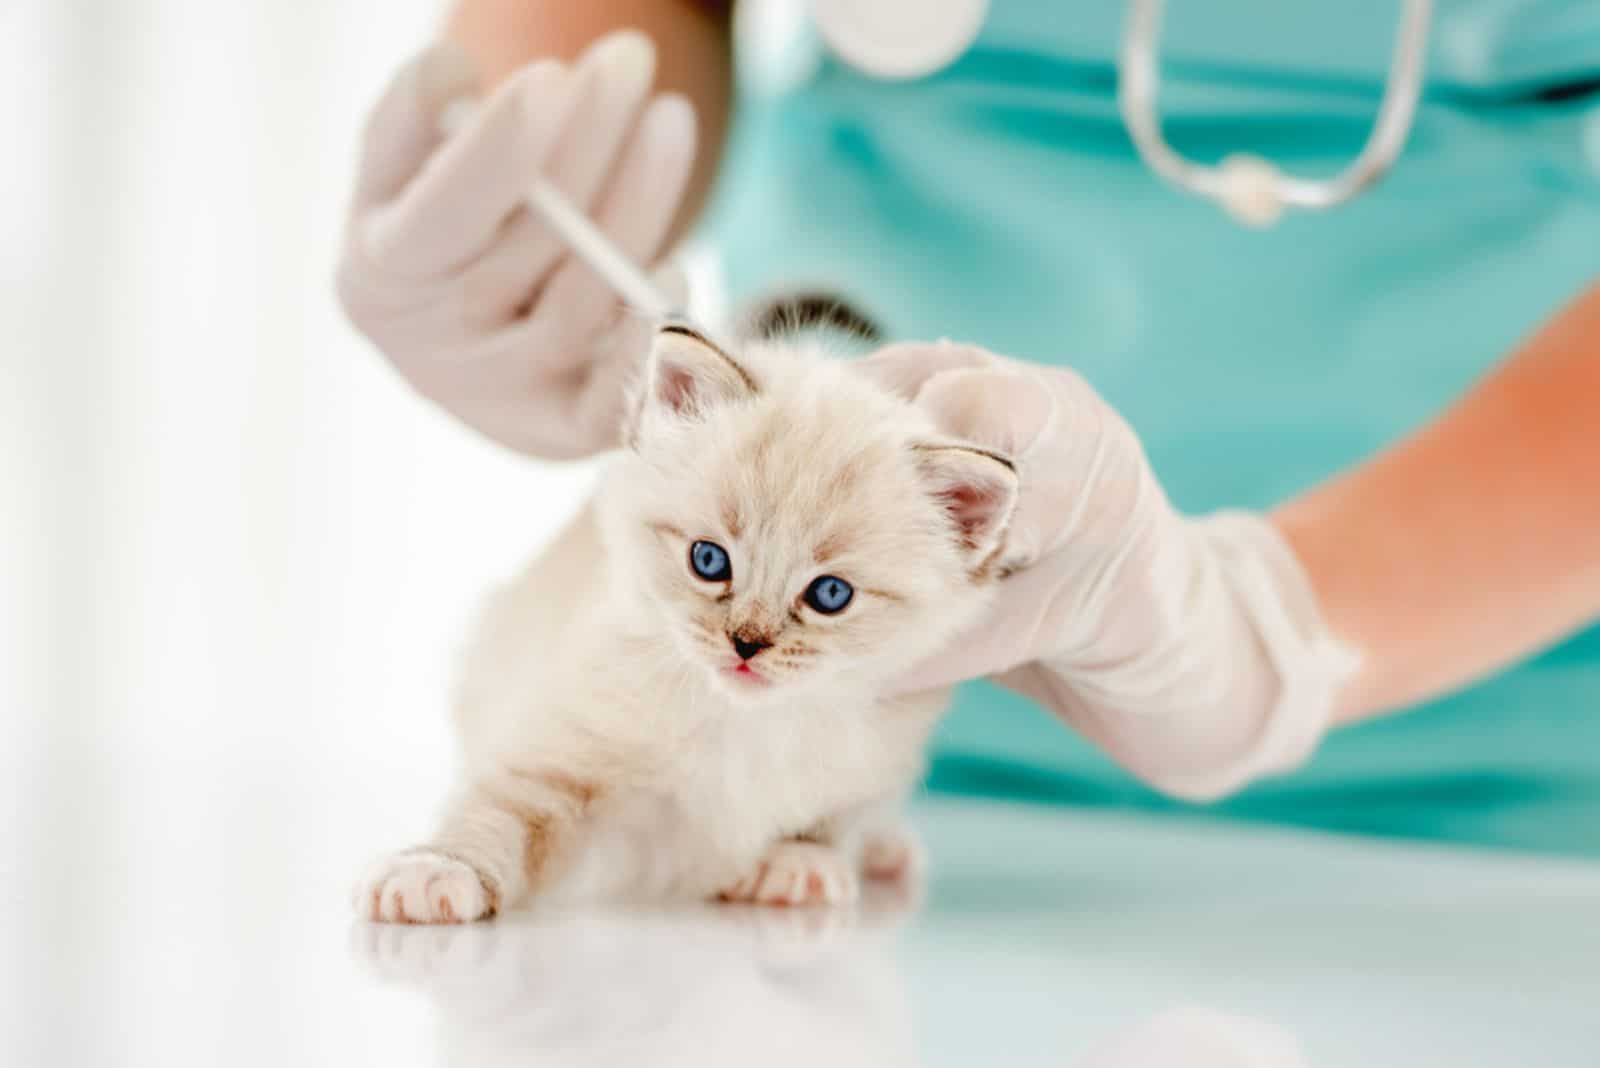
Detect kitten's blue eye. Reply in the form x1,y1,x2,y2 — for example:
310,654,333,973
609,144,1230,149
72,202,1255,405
804,575,854,615
689,540,731,582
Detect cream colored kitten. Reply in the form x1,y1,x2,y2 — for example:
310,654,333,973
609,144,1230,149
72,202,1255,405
354,325,1018,922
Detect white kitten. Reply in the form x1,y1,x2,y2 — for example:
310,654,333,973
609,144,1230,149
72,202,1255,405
354,325,1018,922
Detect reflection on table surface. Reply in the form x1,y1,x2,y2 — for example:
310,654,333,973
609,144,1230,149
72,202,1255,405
351,891,1310,1068
354,891,920,1068
345,798,1600,1068
8,790,1599,1066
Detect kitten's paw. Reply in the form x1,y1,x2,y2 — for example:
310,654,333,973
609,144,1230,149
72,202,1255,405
719,841,858,907
351,917,502,984
860,827,925,883
353,850,495,924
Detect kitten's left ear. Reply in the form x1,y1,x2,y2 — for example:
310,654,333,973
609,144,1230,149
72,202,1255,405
914,443,1019,566
629,323,757,441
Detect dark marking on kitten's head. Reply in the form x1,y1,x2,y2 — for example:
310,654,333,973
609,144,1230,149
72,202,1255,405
743,292,883,347
721,498,744,539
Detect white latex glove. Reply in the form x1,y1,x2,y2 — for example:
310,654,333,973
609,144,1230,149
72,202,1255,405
337,32,695,458
860,342,1360,801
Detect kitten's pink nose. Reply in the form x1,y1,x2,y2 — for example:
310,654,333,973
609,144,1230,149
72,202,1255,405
730,633,771,661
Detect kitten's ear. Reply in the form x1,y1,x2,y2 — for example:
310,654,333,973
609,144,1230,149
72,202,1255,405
914,443,1019,564
632,324,756,434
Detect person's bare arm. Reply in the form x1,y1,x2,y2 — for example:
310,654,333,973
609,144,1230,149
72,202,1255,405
447,0,733,235
1275,281,1600,723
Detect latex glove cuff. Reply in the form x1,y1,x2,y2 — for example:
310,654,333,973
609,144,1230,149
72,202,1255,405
1150,511,1362,799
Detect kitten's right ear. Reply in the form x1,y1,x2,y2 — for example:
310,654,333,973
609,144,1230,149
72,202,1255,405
629,324,757,441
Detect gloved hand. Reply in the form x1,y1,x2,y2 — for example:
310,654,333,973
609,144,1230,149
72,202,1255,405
337,31,695,458
860,342,1360,800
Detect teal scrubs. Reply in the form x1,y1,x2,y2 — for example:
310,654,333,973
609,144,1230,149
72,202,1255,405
706,1,1600,855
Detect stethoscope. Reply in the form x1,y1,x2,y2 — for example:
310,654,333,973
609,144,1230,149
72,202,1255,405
814,0,1435,227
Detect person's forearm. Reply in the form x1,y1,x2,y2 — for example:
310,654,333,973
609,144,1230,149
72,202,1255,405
447,0,732,238
1274,281,1600,723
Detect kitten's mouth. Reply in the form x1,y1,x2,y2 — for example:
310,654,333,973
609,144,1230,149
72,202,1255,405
722,661,772,688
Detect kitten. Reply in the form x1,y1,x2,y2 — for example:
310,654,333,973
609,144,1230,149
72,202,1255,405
354,324,1018,922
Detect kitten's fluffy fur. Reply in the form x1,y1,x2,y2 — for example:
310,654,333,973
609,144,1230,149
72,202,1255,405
356,327,1017,921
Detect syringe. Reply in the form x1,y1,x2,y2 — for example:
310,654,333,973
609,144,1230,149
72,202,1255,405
438,99,684,322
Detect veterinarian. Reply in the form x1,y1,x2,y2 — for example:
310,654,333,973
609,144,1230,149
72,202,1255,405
338,0,1600,854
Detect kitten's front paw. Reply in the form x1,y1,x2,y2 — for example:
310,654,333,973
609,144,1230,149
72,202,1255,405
719,841,858,907
861,827,925,883
353,850,495,924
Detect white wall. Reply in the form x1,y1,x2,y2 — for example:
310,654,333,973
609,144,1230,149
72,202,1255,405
2,2,614,1060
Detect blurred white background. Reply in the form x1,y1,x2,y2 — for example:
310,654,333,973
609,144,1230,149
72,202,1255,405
3,1,611,1060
